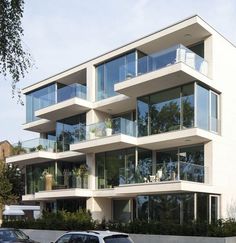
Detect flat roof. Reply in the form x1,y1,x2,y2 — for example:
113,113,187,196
22,14,235,94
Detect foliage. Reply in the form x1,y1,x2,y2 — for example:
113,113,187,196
12,141,26,155
105,118,112,128
2,209,95,230
0,0,33,102
4,217,236,237
4,162,24,201
0,160,24,222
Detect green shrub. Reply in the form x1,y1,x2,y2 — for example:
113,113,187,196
3,216,236,237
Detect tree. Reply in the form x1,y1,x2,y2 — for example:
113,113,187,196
0,160,24,223
0,0,33,103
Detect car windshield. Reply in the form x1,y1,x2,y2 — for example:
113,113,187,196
104,235,132,243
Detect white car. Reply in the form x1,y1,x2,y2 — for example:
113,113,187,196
53,230,134,243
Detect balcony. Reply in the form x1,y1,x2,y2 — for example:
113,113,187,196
119,161,207,185
7,138,57,165
70,118,137,153
114,162,211,196
115,44,210,98
27,174,88,194
35,83,92,121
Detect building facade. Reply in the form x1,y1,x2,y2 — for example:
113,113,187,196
6,15,236,224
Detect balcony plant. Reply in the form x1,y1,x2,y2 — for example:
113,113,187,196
12,141,27,155
36,144,44,151
42,169,53,191
72,164,89,188
89,127,97,140
105,118,112,136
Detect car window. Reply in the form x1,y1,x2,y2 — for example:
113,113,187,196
70,234,86,243
85,235,99,243
56,234,72,243
104,235,132,243
0,230,15,241
14,229,29,240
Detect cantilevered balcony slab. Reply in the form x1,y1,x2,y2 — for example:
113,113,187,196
35,97,93,121
34,188,93,200
71,134,137,153
137,128,219,150
94,95,136,115
114,180,220,197
115,62,213,98
6,151,56,166
23,119,55,133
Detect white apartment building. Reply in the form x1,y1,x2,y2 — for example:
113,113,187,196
6,15,236,224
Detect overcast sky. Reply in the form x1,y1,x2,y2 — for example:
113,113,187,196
0,0,236,143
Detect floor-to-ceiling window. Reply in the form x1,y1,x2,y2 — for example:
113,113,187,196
137,83,219,136
96,52,136,100
96,147,152,189
26,162,55,194
156,145,204,183
136,192,218,224
56,113,86,152
26,84,56,123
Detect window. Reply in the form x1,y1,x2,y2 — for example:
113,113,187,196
56,234,72,243
196,85,209,130
96,52,136,100
104,235,132,243
210,92,219,132
26,84,55,123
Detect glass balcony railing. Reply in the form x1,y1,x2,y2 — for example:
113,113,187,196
27,174,88,194
12,138,56,155
36,83,87,111
74,117,136,143
57,83,87,102
119,161,206,185
119,44,208,82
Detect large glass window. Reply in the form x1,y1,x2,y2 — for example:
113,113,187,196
26,162,55,194
137,193,194,224
196,85,209,130
182,84,194,128
211,92,218,132
96,147,151,189
136,192,217,224
26,84,55,123
96,52,136,100
113,199,131,223
150,87,181,134
137,83,219,136
96,148,135,189
56,113,86,152
156,145,204,183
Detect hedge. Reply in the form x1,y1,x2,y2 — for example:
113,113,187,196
3,211,236,237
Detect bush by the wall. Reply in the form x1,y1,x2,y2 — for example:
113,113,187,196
3,214,236,237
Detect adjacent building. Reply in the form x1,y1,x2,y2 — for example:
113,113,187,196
6,15,236,224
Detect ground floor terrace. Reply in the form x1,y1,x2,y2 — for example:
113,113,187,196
38,192,219,224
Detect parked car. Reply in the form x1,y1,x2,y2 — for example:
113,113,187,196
53,231,134,243
0,228,39,243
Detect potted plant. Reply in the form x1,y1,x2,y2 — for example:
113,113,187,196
89,127,97,139
105,118,112,136
79,164,89,188
72,164,89,188
72,167,82,188
42,169,53,191
36,144,44,151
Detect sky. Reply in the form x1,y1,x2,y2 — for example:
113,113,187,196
1,0,236,143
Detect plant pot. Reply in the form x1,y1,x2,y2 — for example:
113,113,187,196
75,176,82,188
45,174,53,191
106,128,112,136
90,132,96,139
